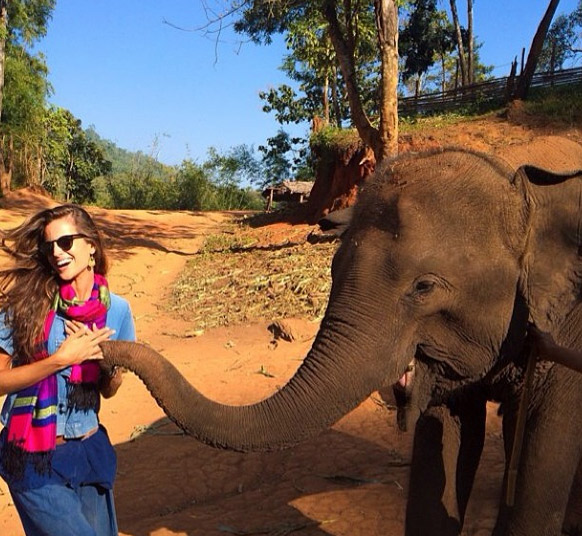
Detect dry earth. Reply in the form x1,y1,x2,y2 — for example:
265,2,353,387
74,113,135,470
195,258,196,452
0,110,580,536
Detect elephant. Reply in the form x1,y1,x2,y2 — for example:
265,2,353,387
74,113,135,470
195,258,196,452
101,135,582,536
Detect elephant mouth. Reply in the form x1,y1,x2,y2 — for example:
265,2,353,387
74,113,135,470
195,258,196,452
391,347,467,432
414,344,467,382
396,360,415,389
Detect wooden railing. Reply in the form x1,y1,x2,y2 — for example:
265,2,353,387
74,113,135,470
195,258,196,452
398,66,582,116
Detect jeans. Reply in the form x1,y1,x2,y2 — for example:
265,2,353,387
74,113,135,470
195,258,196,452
10,482,118,536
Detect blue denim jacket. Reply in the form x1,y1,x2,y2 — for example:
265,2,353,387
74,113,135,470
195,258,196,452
0,292,136,438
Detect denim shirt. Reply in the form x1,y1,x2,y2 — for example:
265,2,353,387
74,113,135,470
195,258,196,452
0,292,136,438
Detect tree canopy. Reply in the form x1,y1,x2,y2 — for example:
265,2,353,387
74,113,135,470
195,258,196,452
539,1,582,72
233,0,400,162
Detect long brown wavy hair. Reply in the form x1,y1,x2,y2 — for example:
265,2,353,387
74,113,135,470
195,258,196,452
0,204,109,363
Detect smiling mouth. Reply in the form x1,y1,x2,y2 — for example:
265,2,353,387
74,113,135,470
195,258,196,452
55,258,72,269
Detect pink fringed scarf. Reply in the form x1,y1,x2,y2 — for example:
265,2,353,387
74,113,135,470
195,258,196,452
56,273,110,404
2,274,110,478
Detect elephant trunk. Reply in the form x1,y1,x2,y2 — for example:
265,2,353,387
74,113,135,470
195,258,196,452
101,311,395,451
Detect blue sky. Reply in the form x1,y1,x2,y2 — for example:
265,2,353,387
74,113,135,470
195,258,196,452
38,1,580,166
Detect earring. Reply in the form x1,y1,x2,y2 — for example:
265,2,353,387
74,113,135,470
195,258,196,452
87,254,95,271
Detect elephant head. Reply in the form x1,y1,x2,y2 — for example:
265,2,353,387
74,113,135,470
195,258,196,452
102,136,582,535
389,135,582,430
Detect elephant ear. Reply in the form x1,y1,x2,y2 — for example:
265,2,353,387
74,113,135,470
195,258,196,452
317,205,354,238
517,165,582,185
515,158,582,336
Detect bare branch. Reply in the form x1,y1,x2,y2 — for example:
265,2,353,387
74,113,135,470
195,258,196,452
162,1,251,66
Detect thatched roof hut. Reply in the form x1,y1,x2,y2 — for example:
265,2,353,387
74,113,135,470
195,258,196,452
262,180,314,211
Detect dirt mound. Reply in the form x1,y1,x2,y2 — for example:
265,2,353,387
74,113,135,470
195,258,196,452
0,186,56,211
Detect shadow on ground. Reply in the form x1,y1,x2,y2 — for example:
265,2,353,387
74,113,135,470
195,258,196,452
114,409,412,536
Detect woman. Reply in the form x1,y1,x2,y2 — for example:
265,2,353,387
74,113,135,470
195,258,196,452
0,204,136,536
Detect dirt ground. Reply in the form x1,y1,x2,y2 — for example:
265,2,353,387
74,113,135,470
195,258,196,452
0,112,580,536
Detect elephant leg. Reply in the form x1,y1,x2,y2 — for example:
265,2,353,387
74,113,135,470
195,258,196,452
494,382,582,536
405,397,486,536
564,460,582,534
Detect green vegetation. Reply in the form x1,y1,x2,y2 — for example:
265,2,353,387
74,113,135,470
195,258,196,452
539,3,582,73
310,126,362,152
93,144,265,211
399,111,477,132
524,83,582,124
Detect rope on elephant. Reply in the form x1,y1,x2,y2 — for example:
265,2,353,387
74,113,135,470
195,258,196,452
505,346,537,507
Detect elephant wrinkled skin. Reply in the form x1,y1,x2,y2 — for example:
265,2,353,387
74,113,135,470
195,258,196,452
102,136,582,536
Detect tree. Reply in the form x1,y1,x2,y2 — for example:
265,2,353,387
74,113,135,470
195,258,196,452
466,0,474,84
448,0,475,86
448,0,467,85
257,129,311,187
399,0,456,96
257,11,369,130
0,0,54,194
538,2,582,72
514,0,561,100
278,14,344,127
0,1,7,123
427,38,491,93
173,149,264,211
42,108,111,203
1,43,49,191
235,0,400,162
65,125,112,203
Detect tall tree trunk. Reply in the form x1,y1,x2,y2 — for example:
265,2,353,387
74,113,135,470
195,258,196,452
449,0,468,86
0,134,12,194
36,145,44,187
415,75,421,98
467,0,474,84
323,74,330,124
0,1,8,196
374,0,399,161
323,0,379,153
323,0,399,163
514,0,561,100
441,55,446,93
330,66,342,127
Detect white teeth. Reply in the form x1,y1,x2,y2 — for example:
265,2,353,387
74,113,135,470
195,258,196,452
56,259,71,267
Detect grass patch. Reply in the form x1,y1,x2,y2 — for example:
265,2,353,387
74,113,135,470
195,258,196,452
201,230,258,252
523,83,582,124
168,233,338,331
399,111,485,132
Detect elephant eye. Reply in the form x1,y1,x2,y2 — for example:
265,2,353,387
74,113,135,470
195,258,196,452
415,280,434,293
410,277,437,298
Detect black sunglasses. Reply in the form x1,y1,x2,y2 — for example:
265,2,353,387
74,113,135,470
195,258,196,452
40,234,89,256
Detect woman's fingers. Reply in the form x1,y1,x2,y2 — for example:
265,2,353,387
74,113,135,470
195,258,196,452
65,320,87,335
89,327,116,343
58,326,115,365
66,324,114,341
85,328,115,361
